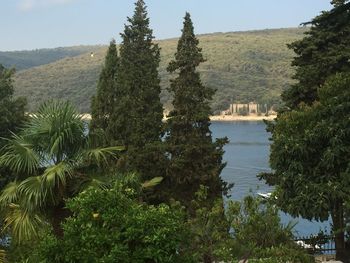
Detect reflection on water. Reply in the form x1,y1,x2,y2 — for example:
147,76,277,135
211,121,330,237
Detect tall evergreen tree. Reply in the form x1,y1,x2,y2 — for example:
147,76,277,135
90,39,119,146
113,0,165,182
164,13,228,210
0,64,27,142
282,1,350,108
0,64,27,188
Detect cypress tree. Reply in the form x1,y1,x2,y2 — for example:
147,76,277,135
282,1,350,108
0,64,27,145
164,13,228,210
90,39,119,146
0,64,27,187
114,0,165,181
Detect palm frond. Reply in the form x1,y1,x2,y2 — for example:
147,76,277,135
17,176,46,210
0,249,5,263
0,134,39,174
0,181,21,207
3,203,45,243
83,146,125,166
24,100,85,162
42,161,73,190
142,177,163,189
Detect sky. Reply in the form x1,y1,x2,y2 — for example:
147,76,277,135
0,0,333,51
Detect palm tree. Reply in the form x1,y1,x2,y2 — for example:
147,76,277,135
0,101,124,242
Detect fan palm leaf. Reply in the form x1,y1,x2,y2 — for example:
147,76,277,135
0,181,21,207
0,100,123,243
3,203,45,243
23,100,85,163
17,176,46,211
0,134,39,175
83,146,125,166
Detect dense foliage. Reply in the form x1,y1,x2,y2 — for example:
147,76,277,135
264,1,350,261
227,196,314,263
0,101,123,242
0,64,27,144
110,0,166,184
187,186,234,263
0,64,27,188
163,13,228,210
33,188,312,263
36,182,194,263
263,73,350,261
12,28,305,112
283,1,350,108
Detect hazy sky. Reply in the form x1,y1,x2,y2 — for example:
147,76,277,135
1,0,333,51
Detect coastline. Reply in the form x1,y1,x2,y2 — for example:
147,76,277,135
210,115,277,122
80,114,277,122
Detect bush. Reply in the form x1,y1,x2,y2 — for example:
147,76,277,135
226,196,313,262
36,183,194,263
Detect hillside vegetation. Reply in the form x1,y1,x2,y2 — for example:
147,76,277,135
0,46,102,71
12,28,306,112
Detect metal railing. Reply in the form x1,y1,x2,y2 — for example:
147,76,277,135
294,235,336,254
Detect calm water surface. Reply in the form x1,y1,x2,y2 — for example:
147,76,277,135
211,121,330,237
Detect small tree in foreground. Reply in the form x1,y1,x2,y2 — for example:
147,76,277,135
36,181,195,263
227,196,314,263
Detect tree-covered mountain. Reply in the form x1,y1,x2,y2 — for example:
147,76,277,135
11,28,306,113
0,46,102,71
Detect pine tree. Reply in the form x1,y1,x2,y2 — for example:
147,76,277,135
113,0,165,182
90,39,119,146
164,13,228,210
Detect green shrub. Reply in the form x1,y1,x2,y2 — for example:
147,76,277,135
226,196,313,262
36,183,194,263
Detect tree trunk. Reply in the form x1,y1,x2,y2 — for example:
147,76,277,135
51,203,71,238
203,253,213,263
331,200,348,262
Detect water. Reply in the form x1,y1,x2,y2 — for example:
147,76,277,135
211,121,330,237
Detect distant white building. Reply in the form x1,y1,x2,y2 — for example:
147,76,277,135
221,102,276,116
224,102,260,115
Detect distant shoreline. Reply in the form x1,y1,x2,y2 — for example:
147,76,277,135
210,115,277,122
80,114,277,122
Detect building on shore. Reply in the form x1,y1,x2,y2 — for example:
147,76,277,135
221,102,276,116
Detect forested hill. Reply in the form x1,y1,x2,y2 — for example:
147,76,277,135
10,28,306,113
0,46,102,71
